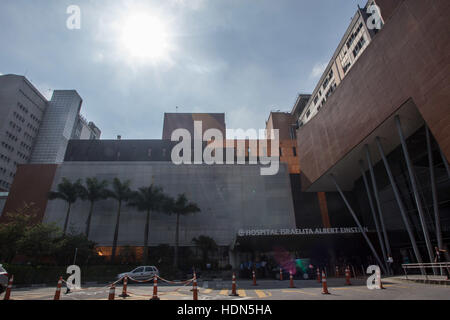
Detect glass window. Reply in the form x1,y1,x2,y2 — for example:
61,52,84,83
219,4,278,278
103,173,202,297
145,267,153,272
133,267,144,273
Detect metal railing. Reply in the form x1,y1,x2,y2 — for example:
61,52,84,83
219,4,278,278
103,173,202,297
402,262,450,280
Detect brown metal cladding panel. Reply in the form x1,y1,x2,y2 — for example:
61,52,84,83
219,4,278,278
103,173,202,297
297,0,450,190
0,164,58,223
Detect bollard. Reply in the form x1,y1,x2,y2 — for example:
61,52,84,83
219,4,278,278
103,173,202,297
316,268,321,283
108,284,115,300
345,267,351,285
252,270,257,286
3,275,14,300
193,273,198,301
150,275,160,300
289,271,295,288
229,273,239,296
321,271,330,295
119,275,130,298
279,268,283,281
54,276,63,300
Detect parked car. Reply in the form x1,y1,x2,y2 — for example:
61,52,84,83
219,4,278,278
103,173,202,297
0,265,8,294
117,266,159,281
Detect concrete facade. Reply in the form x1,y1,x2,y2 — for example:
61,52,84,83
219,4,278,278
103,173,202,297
43,161,296,247
0,75,48,190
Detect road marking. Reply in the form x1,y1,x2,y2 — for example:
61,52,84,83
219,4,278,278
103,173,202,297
281,289,317,296
202,289,213,294
219,289,228,295
254,290,267,298
237,289,246,297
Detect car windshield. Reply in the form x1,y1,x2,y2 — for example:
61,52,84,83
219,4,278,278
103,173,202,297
0,266,6,273
133,267,144,273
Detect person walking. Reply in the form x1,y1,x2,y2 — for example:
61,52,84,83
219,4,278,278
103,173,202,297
434,247,449,279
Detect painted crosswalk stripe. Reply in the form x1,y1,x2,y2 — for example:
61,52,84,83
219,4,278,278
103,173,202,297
254,290,267,298
237,289,246,297
281,289,317,296
219,289,228,295
203,289,213,294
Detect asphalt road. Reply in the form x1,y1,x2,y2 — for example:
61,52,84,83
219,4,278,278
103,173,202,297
2,277,449,300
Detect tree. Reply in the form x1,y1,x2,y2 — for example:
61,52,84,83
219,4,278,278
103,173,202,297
128,185,166,264
0,203,38,263
79,178,109,238
107,178,133,262
192,235,218,267
163,194,200,268
48,178,83,235
54,233,97,266
17,222,63,265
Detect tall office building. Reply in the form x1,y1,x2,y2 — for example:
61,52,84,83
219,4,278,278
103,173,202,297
0,75,48,191
0,74,101,190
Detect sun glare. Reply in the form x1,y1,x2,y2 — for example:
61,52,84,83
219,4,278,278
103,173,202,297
118,11,173,64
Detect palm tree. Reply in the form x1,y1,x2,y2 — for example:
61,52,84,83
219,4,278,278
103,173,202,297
163,194,200,268
79,178,109,238
192,235,218,268
48,178,83,235
107,178,133,262
128,184,166,264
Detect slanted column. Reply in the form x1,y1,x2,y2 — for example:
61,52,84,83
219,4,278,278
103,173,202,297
395,116,435,265
375,136,424,269
329,174,387,275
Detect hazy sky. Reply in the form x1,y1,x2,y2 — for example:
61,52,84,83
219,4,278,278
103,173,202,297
0,0,366,139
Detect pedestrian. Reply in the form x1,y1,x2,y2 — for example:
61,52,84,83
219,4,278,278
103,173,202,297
434,247,449,279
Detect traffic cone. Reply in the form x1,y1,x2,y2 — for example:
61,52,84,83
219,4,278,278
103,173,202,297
3,275,14,300
335,266,339,277
252,270,257,286
316,268,321,283
321,271,330,294
193,273,198,300
108,284,115,300
229,273,239,296
279,268,283,281
150,275,160,300
119,275,130,298
289,271,295,288
345,267,351,285
54,276,63,300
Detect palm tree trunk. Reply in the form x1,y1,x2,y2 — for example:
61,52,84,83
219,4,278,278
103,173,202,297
143,209,150,264
111,200,122,262
174,213,180,268
85,201,94,238
63,203,72,235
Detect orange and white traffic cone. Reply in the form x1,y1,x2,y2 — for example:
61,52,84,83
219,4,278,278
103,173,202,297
150,275,160,300
335,266,339,277
289,271,295,288
54,276,63,300
252,270,257,286
316,268,321,283
3,275,14,300
345,267,351,285
321,271,330,294
229,273,239,296
119,275,129,298
108,284,115,300
193,273,198,300
279,268,283,281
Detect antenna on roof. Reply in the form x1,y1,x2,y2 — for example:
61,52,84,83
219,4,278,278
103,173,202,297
176,106,179,113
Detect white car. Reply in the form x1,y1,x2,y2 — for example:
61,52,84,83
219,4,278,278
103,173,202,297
117,266,159,281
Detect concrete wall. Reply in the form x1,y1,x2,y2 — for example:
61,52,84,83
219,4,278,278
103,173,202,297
43,162,296,247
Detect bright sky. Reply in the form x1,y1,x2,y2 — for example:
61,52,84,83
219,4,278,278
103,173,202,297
0,0,367,139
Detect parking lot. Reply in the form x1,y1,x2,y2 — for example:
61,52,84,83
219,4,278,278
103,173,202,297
2,277,450,300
